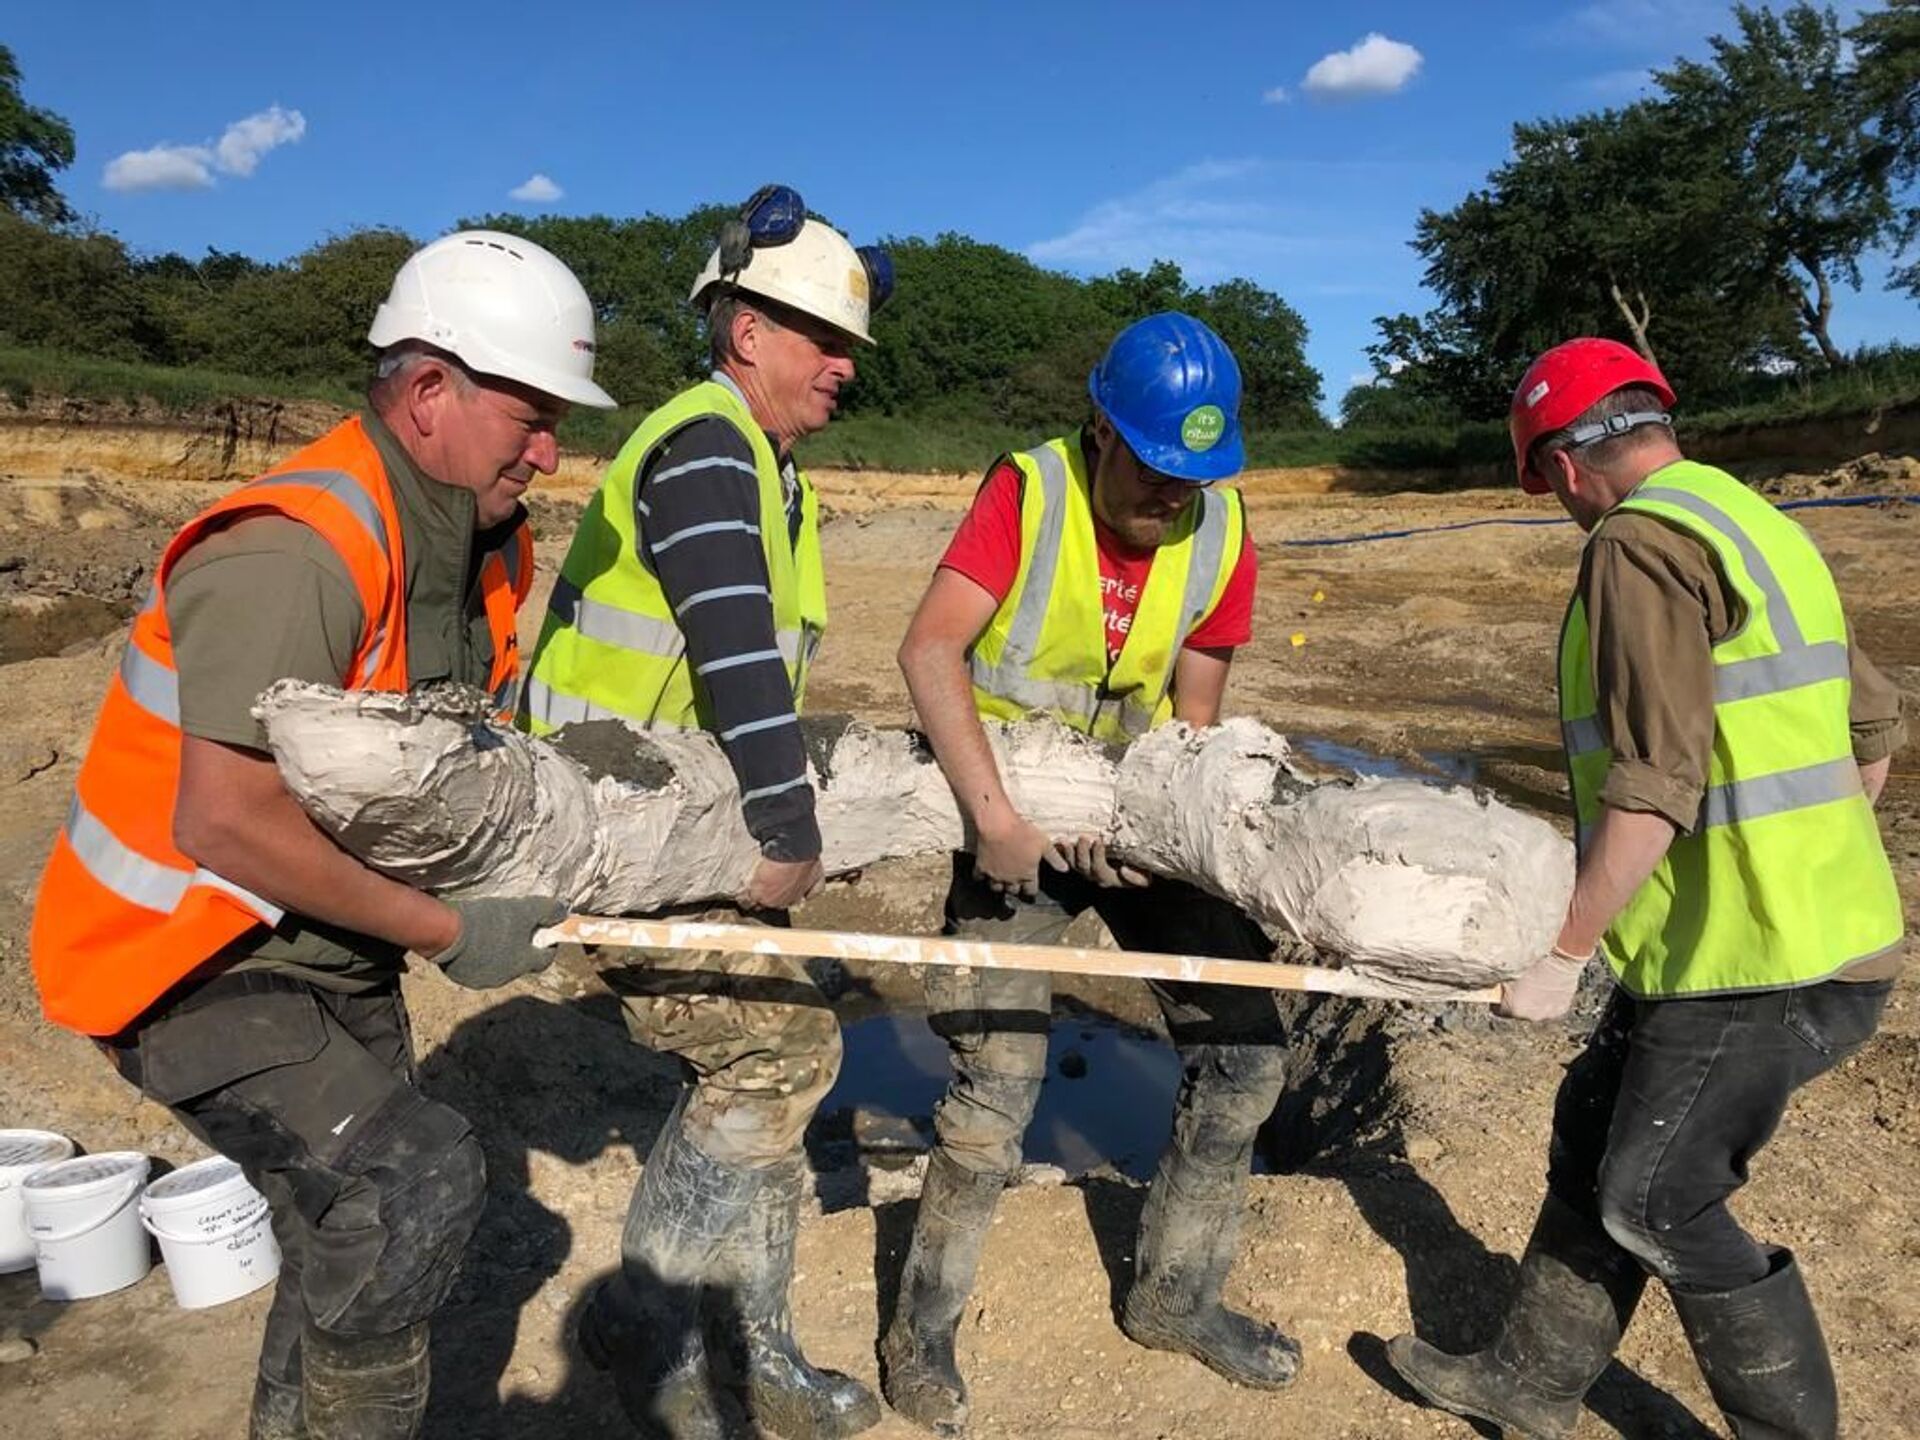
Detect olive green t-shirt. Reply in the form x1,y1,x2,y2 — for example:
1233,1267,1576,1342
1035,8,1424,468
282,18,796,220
1579,511,1907,981
164,409,522,991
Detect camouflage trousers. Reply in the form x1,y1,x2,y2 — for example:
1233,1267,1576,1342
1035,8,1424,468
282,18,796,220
600,909,843,1168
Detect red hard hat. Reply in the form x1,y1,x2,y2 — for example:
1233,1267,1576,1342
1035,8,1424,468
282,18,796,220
1509,338,1675,494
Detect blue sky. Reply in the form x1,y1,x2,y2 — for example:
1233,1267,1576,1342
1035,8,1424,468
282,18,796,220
11,1,1917,418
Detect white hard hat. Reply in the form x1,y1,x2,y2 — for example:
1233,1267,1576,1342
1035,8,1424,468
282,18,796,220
690,217,876,346
368,230,617,409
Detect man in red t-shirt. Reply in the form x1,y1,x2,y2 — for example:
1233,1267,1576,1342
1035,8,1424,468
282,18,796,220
880,314,1299,1437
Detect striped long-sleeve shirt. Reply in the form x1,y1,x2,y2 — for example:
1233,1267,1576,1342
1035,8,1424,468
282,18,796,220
636,409,820,862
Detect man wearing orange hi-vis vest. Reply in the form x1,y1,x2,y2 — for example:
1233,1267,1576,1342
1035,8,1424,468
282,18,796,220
30,232,616,1439
1385,338,1906,1440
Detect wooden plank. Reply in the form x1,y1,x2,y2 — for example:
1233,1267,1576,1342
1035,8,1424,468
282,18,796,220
536,915,1504,1004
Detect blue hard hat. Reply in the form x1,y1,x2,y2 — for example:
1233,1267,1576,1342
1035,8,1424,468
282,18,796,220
1088,312,1245,483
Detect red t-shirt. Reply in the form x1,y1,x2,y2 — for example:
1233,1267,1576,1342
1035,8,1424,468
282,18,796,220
939,460,1256,662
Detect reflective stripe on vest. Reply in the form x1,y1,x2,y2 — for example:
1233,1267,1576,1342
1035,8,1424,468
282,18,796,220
968,436,1240,742
519,378,827,736
1557,459,1903,997
30,416,530,1035
64,794,282,921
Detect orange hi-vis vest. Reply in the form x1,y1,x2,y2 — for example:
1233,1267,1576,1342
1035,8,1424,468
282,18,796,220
30,417,533,1036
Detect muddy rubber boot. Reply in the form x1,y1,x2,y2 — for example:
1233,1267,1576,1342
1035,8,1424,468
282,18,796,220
878,1151,1010,1436
1384,1193,1646,1440
300,1322,429,1440
1670,1250,1837,1440
250,1370,306,1440
1120,1130,1301,1389
581,1095,760,1440
251,1267,308,1439
710,1154,880,1439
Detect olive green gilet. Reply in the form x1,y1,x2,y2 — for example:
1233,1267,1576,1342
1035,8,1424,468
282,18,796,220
518,378,826,734
1559,459,1903,997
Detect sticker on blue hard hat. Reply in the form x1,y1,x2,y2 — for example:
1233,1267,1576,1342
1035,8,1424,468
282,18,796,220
1181,405,1226,452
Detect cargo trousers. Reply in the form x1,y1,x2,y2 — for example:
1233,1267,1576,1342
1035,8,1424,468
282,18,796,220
926,856,1293,1177
105,969,486,1397
599,907,843,1169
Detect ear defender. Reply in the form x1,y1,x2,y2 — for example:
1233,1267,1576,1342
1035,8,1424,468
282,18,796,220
857,246,894,314
719,184,809,276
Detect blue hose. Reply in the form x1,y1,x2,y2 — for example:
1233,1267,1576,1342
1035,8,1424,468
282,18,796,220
1277,492,1918,549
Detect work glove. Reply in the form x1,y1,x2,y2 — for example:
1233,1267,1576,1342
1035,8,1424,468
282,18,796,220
1496,945,1593,1022
1064,834,1150,889
431,895,568,990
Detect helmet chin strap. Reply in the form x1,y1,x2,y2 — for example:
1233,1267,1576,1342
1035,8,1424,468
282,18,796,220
1566,410,1672,449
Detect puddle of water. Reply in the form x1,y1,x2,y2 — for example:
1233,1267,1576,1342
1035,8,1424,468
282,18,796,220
825,1012,1180,1179
1294,734,1567,816
1293,736,1419,781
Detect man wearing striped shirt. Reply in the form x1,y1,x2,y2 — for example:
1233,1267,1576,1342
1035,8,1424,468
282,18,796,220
521,187,890,1440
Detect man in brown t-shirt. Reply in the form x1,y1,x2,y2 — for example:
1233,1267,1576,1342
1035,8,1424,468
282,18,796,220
1385,338,1905,1440
70,233,617,1439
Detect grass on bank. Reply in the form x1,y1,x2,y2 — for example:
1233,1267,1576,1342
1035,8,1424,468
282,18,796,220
0,345,360,413
6,342,1917,479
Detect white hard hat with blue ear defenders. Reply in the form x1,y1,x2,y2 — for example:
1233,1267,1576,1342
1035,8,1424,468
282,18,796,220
689,184,893,346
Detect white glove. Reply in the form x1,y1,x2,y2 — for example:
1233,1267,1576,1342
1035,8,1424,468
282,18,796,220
1497,945,1593,1021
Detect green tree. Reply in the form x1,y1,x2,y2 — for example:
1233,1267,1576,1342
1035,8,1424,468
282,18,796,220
215,228,418,383
1850,0,1920,298
463,209,725,407
130,248,273,368
1412,98,1795,394
1084,260,1192,320
0,46,75,226
1658,3,1902,366
0,210,143,356
1338,373,1465,430
851,234,1118,430
1190,277,1323,429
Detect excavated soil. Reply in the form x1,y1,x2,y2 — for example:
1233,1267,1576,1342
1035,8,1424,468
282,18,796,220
0,411,1915,1440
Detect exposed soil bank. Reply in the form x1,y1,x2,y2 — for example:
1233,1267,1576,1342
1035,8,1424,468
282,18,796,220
8,390,1915,497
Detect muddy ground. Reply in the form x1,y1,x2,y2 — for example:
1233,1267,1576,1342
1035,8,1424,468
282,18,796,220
0,410,1915,1440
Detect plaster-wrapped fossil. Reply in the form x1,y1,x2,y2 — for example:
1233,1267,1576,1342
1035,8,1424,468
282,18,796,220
255,681,1573,996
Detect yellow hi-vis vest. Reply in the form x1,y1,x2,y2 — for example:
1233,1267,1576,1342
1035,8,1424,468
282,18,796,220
1559,459,1904,998
518,377,827,734
969,435,1243,742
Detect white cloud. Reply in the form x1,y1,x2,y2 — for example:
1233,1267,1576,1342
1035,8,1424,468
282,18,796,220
510,173,564,203
1023,158,1416,284
102,145,216,192
103,105,305,193
214,106,306,177
1262,85,1290,105
1560,0,1728,49
1302,34,1424,99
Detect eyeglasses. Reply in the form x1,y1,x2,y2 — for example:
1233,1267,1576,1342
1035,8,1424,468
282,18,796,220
1139,468,1216,490
720,184,894,313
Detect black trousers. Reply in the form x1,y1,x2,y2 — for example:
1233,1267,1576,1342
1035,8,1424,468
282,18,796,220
107,970,486,1380
1544,977,1892,1293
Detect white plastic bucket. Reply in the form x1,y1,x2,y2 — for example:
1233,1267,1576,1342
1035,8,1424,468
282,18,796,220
139,1155,280,1309
22,1151,151,1299
0,1130,76,1273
